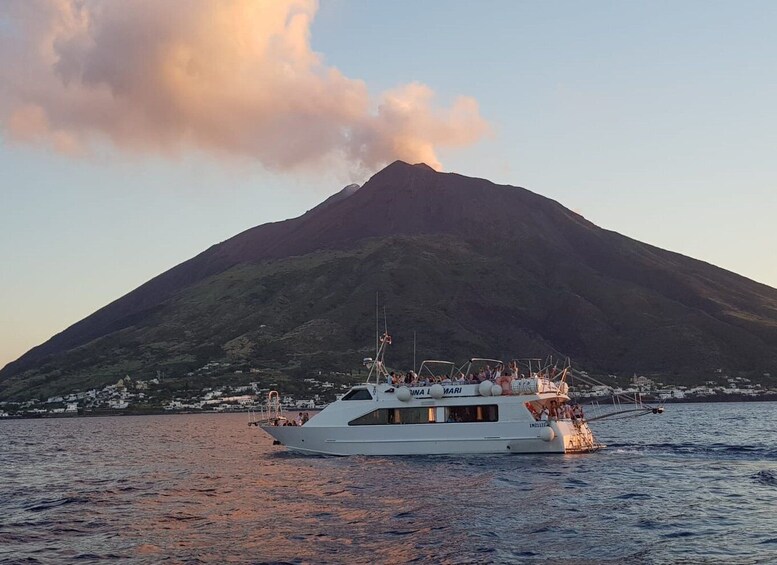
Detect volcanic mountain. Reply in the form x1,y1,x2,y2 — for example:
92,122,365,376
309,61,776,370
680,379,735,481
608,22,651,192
3,161,777,399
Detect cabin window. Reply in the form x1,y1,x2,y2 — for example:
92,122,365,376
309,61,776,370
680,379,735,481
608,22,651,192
349,409,390,425
444,405,499,423
348,407,436,426
341,388,373,401
349,406,498,425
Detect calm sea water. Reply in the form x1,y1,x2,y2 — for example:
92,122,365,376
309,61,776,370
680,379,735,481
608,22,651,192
1,402,777,564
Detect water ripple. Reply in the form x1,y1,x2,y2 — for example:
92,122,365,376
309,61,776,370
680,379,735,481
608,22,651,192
0,403,776,563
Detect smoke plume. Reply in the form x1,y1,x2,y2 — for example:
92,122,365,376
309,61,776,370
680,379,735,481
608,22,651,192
0,0,490,172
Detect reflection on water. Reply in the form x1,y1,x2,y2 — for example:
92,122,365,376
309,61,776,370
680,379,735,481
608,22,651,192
1,403,777,563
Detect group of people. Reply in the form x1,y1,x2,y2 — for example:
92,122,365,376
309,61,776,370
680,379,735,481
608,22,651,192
388,361,560,394
273,412,311,427
527,400,584,423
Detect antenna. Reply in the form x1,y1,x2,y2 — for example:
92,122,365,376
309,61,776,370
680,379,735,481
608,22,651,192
375,291,379,358
413,330,417,373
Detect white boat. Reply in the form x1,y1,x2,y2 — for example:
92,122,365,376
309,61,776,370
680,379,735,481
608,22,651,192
255,334,606,456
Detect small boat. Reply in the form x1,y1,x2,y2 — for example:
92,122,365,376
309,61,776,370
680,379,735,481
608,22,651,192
254,334,610,456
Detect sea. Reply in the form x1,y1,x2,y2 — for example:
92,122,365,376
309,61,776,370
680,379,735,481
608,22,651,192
1,402,776,564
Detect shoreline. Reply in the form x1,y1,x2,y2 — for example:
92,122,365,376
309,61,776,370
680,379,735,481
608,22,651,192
1,397,776,420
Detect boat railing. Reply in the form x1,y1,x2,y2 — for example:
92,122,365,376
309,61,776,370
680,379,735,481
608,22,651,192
248,390,285,427
563,368,665,421
393,374,568,397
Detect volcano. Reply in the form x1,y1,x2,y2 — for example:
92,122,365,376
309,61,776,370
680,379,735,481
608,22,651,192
3,161,777,399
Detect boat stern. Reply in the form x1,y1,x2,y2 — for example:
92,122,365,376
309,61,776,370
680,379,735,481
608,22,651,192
554,419,604,453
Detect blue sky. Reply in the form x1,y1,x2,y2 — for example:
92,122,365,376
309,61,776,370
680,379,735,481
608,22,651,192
1,0,776,368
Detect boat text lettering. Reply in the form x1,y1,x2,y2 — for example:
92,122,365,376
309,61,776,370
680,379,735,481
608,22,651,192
409,386,464,397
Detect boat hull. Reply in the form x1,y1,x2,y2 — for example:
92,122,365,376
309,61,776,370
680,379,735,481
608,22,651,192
260,420,600,456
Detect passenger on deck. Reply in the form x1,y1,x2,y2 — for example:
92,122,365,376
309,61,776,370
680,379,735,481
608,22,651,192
302,412,310,424
539,406,549,421
548,400,559,421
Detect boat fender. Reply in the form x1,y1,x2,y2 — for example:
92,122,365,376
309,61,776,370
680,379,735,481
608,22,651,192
491,384,503,396
396,387,412,402
478,381,493,396
430,384,445,399
539,426,555,442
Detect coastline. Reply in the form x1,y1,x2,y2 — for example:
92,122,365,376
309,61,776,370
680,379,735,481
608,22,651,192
1,397,775,421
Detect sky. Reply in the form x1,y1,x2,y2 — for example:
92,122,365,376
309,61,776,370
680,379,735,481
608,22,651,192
1,0,776,369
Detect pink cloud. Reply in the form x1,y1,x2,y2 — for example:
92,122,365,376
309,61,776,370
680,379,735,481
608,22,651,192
0,0,490,173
